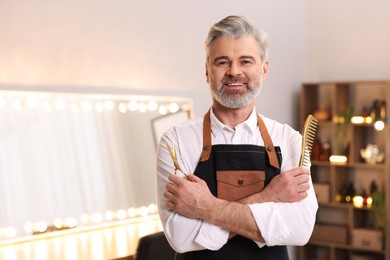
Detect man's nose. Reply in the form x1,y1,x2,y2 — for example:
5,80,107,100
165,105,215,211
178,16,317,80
226,63,242,76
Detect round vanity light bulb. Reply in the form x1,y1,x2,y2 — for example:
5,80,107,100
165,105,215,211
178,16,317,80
104,100,115,111
116,209,127,220
168,103,179,113
71,103,80,113
118,103,127,113
54,218,63,229
128,207,136,218
148,204,158,214
138,102,147,113
128,101,138,111
35,221,48,233
65,217,77,228
92,212,103,223
105,210,115,221
158,105,168,115
95,102,104,112
81,100,92,111
24,222,33,233
42,102,52,112
80,213,90,224
4,226,16,238
147,101,158,111
14,99,24,111
139,206,149,217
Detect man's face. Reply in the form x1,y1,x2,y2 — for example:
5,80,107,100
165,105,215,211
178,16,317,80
206,36,268,109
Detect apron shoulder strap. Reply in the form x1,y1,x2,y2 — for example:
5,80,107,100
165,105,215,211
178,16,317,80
257,114,280,169
200,109,212,162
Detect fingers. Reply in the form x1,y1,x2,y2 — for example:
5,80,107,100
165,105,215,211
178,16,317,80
186,174,200,182
297,182,310,193
292,166,311,176
164,188,178,210
167,201,175,209
168,174,185,186
296,173,310,185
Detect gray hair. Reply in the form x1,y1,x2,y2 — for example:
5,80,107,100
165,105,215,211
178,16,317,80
204,15,270,63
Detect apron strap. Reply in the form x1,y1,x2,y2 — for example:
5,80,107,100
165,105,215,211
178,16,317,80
257,114,280,169
200,109,212,162
200,109,280,169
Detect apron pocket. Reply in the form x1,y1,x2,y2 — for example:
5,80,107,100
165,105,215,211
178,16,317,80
216,170,265,201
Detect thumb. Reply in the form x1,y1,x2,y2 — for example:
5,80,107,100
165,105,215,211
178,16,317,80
186,174,201,182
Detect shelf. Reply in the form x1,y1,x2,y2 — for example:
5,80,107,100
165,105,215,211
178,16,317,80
300,80,390,260
317,202,353,209
308,239,386,254
311,160,385,170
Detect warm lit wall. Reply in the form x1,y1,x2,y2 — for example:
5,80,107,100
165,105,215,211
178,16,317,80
2,1,389,125
0,0,307,127
307,0,390,81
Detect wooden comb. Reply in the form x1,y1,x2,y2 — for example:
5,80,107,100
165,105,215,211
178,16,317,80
299,115,318,167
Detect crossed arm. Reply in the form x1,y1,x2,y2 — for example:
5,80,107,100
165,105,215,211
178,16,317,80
164,166,311,243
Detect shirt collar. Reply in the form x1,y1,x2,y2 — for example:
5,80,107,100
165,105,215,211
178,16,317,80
209,107,258,138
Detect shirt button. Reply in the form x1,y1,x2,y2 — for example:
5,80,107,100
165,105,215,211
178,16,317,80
238,179,244,185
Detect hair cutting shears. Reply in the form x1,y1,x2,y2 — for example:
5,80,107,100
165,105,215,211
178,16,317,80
165,138,189,178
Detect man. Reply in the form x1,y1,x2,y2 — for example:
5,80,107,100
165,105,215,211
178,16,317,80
156,15,318,259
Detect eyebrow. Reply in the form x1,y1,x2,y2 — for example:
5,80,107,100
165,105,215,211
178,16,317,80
213,55,256,63
240,55,256,61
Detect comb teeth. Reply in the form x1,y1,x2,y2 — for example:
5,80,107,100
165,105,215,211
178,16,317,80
299,115,318,167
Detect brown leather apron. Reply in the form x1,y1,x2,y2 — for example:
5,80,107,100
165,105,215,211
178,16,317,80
175,110,288,260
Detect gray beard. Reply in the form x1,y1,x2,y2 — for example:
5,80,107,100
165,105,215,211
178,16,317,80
211,84,262,109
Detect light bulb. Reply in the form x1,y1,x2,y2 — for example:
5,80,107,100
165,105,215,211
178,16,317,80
374,120,385,131
168,103,179,113
104,100,115,111
159,105,168,115
147,101,158,111
118,103,127,113
128,101,138,111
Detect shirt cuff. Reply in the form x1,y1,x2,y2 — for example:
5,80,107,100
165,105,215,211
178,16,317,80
248,203,290,246
194,221,229,250
253,241,266,248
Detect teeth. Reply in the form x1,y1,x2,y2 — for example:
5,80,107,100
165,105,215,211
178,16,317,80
227,83,243,86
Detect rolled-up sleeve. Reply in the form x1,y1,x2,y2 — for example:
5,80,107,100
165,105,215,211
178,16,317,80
248,188,318,247
156,130,229,253
249,127,318,247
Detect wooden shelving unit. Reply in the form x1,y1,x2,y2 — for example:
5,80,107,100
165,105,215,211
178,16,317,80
298,81,390,260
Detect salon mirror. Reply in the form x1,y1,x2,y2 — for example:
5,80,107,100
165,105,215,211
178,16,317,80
0,89,193,241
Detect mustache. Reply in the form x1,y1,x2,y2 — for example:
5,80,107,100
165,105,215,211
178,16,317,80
221,76,248,84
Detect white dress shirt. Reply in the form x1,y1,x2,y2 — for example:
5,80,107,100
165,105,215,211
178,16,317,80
156,108,318,253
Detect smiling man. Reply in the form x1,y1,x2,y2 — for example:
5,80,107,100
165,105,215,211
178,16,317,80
156,15,318,260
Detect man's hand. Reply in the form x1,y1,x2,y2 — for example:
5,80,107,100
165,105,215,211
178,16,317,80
241,167,311,204
165,174,263,242
165,174,217,219
165,166,311,217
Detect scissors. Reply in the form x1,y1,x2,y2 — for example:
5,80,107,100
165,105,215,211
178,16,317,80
165,138,189,178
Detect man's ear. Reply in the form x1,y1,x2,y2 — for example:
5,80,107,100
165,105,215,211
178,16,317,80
261,60,269,81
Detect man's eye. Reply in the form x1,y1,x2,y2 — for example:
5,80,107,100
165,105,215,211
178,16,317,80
216,61,229,66
242,60,252,64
